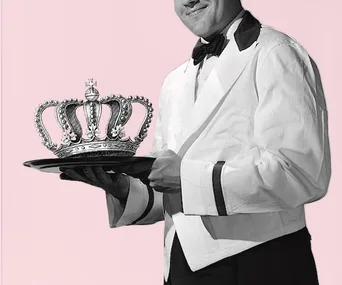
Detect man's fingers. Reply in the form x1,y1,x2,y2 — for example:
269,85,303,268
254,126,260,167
83,167,100,185
61,168,87,182
148,169,162,181
151,157,164,170
151,185,179,194
59,170,95,186
93,166,112,185
60,173,74,181
151,185,171,193
109,173,125,183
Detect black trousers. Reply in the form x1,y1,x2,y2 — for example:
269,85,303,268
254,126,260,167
164,227,319,285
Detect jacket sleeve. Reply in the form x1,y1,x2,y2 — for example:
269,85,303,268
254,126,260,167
105,79,168,228
179,41,331,216
106,178,164,228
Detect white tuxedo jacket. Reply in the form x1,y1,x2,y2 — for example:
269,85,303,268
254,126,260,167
105,11,331,281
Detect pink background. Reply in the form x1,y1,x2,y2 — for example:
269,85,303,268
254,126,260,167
1,0,341,284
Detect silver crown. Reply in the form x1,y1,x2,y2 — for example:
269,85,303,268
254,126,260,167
34,79,153,158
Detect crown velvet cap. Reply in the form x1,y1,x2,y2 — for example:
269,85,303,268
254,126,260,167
34,79,153,158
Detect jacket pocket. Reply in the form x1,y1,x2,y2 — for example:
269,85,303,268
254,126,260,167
200,214,258,241
201,216,218,239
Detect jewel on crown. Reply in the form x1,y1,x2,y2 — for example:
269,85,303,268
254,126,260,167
34,79,153,158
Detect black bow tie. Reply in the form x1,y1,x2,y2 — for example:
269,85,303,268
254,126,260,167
192,33,227,66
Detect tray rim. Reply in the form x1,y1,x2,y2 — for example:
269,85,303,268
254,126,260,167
23,156,156,173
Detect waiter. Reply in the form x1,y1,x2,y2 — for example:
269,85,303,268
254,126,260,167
61,1,331,284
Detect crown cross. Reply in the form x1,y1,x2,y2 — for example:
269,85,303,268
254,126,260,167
86,78,97,88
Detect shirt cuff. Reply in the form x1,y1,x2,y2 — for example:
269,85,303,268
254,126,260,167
180,159,219,215
106,176,149,227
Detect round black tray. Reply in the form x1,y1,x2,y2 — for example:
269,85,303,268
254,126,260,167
23,156,156,180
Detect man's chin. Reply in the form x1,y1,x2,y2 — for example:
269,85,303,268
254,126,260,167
193,31,214,39
189,27,212,38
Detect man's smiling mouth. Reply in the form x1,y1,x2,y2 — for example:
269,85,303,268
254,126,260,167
187,6,208,16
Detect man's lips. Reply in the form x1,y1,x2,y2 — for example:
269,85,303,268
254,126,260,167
186,6,208,16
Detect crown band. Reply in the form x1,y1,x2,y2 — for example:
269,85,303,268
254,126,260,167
53,140,138,158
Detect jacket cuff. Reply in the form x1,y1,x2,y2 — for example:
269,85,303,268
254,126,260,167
106,176,149,227
180,159,221,215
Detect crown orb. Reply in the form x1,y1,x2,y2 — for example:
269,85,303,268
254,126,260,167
85,88,100,101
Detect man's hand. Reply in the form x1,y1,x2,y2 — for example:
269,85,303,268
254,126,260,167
148,150,182,194
60,166,130,201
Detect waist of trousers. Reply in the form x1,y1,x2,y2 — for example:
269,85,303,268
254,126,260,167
168,226,312,280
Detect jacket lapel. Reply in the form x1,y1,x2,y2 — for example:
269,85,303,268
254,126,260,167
175,11,261,157
171,59,199,145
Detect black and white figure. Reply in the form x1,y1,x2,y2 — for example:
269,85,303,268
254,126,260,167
62,1,331,284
